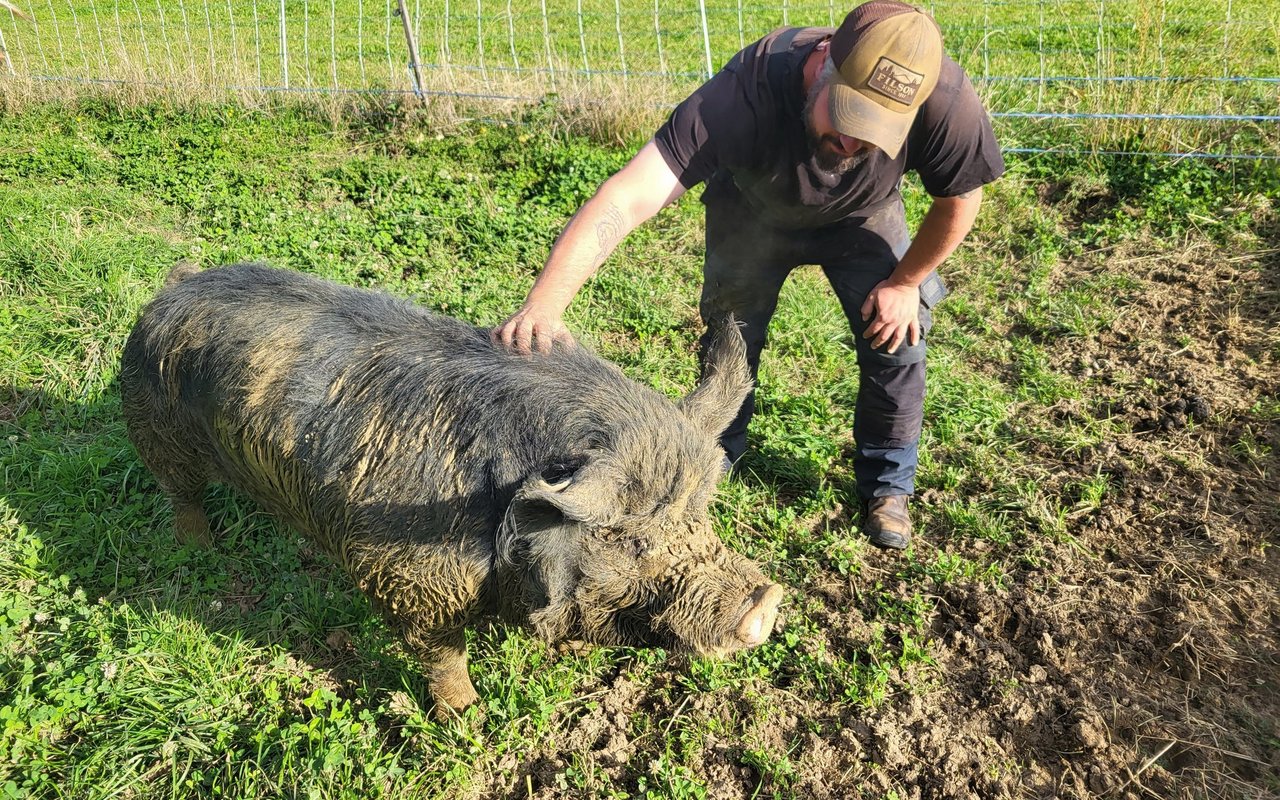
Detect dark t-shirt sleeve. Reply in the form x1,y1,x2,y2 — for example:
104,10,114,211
653,66,766,189
906,64,1005,198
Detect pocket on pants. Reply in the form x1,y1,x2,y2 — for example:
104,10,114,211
919,271,949,309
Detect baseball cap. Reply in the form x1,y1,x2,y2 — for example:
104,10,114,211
826,1,943,159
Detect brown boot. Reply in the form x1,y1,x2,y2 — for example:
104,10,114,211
865,495,912,550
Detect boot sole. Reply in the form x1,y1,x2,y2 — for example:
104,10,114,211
868,530,910,550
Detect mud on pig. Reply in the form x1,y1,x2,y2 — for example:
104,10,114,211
119,263,785,712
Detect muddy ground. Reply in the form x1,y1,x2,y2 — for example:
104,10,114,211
490,230,1279,798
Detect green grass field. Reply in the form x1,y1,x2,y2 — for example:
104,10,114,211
2,0,1278,156
1,98,1278,798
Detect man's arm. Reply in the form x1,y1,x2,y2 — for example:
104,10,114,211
860,187,984,354
494,139,687,353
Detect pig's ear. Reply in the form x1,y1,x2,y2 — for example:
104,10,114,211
680,315,753,436
496,460,618,564
497,466,608,643
518,460,623,527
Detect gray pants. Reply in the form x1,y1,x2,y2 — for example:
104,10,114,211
698,192,947,499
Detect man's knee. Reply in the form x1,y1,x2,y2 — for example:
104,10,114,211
854,335,928,369
841,271,945,369
856,361,927,447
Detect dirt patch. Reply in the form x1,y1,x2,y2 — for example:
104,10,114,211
463,235,1279,799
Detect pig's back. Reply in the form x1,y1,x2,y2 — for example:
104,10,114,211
119,264,614,554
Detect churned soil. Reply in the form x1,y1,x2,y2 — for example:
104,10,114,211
480,231,1279,799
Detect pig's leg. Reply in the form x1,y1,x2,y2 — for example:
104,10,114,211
150,458,212,547
414,628,480,714
348,546,485,713
130,428,213,546
168,485,212,547
123,392,215,547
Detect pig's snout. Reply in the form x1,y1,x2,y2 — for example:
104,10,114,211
735,583,784,646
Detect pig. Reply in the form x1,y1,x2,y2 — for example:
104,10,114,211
119,262,784,712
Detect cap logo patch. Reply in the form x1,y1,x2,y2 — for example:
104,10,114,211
867,57,924,105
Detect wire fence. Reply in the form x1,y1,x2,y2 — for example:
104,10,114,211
1,0,1277,157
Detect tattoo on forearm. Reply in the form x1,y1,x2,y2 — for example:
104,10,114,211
593,204,626,265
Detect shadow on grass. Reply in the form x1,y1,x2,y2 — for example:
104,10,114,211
735,440,830,500
1250,208,1280,357
0,381,442,716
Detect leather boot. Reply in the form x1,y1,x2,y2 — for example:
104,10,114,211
865,495,912,550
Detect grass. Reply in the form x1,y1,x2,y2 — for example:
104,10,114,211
1,97,1278,798
4,0,1277,96
1,0,1278,156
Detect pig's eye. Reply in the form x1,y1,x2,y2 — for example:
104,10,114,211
541,459,583,488
625,538,653,559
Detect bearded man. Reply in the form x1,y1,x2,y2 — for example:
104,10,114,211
495,1,1005,550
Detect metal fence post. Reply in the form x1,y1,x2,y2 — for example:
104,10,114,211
540,0,554,88
698,0,712,79
279,0,289,87
0,27,12,75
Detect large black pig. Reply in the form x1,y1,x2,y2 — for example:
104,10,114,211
119,263,784,711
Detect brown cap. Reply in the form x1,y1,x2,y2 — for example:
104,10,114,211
826,1,942,159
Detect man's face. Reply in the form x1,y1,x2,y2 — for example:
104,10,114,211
803,78,873,175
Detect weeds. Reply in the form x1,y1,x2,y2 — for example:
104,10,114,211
2,98,1277,798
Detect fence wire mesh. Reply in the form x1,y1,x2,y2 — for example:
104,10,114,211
1,0,1277,157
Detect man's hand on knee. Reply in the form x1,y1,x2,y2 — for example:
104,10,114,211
860,280,921,354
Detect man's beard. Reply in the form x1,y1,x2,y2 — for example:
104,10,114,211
803,82,868,175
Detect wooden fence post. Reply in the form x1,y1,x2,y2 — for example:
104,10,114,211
396,0,424,98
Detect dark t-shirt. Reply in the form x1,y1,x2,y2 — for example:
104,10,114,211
654,27,1005,229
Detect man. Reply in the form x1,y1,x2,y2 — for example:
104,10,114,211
494,1,1004,550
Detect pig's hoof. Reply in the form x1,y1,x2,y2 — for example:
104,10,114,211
175,526,212,548
430,677,480,718
172,503,212,547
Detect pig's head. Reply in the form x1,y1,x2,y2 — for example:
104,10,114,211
497,319,784,656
